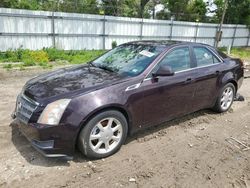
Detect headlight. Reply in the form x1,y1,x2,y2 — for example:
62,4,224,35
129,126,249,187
38,99,71,125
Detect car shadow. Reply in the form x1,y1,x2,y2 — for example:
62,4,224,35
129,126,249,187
125,109,218,145
10,121,89,167
10,109,219,166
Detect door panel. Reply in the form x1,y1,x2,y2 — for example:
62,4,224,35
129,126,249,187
141,46,197,128
191,46,224,110
141,70,197,127
192,64,223,110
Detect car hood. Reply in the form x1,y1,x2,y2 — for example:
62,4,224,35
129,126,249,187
23,65,125,101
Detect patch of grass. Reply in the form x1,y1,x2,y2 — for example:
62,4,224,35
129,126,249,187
44,48,69,61
18,64,25,70
38,62,53,69
23,59,36,67
219,47,250,60
3,63,13,70
0,48,106,68
230,48,250,60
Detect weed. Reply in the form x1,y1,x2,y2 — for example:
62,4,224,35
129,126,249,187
3,63,13,70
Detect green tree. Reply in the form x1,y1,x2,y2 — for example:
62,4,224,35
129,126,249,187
156,0,190,21
166,0,189,21
156,9,171,20
101,0,123,16
58,0,99,13
139,0,151,18
213,0,250,25
16,0,40,10
187,0,207,22
120,0,152,18
40,0,59,11
78,0,99,14
0,0,18,8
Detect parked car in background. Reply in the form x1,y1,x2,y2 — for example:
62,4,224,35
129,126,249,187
12,40,244,159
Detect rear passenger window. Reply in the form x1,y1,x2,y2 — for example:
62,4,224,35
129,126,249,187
194,47,220,67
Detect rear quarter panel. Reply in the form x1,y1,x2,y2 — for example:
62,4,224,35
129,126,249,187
220,58,244,91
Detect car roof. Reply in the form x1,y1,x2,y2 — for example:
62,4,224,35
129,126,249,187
126,40,211,48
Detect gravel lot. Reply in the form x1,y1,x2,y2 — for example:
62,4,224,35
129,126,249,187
0,68,250,188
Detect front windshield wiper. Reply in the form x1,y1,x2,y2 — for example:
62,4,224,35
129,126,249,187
88,61,116,73
87,61,96,68
98,65,115,73
87,61,97,72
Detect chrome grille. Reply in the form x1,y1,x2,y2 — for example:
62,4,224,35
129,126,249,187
16,94,38,124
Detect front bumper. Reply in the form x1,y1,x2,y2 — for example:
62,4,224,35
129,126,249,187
13,119,75,159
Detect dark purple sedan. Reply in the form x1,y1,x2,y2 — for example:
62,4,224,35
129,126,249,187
12,41,244,159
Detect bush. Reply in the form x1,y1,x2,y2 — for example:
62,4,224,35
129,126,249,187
3,50,19,62
0,48,106,67
44,48,68,61
29,50,49,63
112,41,117,49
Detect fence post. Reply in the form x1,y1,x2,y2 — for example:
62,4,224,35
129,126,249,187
51,12,56,48
102,15,106,50
213,26,219,47
231,24,237,47
140,18,143,40
169,20,174,40
247,29,250,47
194,23,199,42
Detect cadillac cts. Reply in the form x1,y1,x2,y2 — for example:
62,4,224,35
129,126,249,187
12,41,244,159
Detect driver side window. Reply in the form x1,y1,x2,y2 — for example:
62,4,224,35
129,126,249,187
157,47,191,73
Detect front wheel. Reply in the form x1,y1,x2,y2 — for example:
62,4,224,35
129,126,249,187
213,83,235,113
78,110,128,159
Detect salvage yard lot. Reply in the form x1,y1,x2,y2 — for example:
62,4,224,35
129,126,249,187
0,68,250,188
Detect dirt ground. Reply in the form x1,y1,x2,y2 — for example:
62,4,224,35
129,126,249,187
0,68,250,188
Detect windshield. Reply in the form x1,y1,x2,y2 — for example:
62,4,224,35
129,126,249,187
92,43,165,77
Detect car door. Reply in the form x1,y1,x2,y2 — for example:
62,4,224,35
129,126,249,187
191,46,224,110
140,46,197,128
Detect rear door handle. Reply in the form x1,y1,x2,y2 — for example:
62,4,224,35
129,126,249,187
215,70,221,75
185,78,193,84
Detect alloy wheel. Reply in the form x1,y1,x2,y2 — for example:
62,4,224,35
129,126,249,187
89,117,123,154
220,86,234,111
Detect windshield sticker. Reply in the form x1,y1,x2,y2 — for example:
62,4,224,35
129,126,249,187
139,50,155,57
132,69,138,73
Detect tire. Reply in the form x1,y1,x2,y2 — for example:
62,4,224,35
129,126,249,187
78,110,128,159
213,83,235,113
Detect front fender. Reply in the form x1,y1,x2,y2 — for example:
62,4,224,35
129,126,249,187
59,84,131,147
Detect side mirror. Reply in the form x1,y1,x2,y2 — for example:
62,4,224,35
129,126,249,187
152,65,174,77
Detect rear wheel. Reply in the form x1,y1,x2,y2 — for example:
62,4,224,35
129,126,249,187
78,110,128,159
213,83,235,113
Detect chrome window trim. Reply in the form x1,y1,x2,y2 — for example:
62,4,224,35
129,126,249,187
143,62,221,82
143,45,223,82
144,45,191,79
194,46,223,65
206,46,224,63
